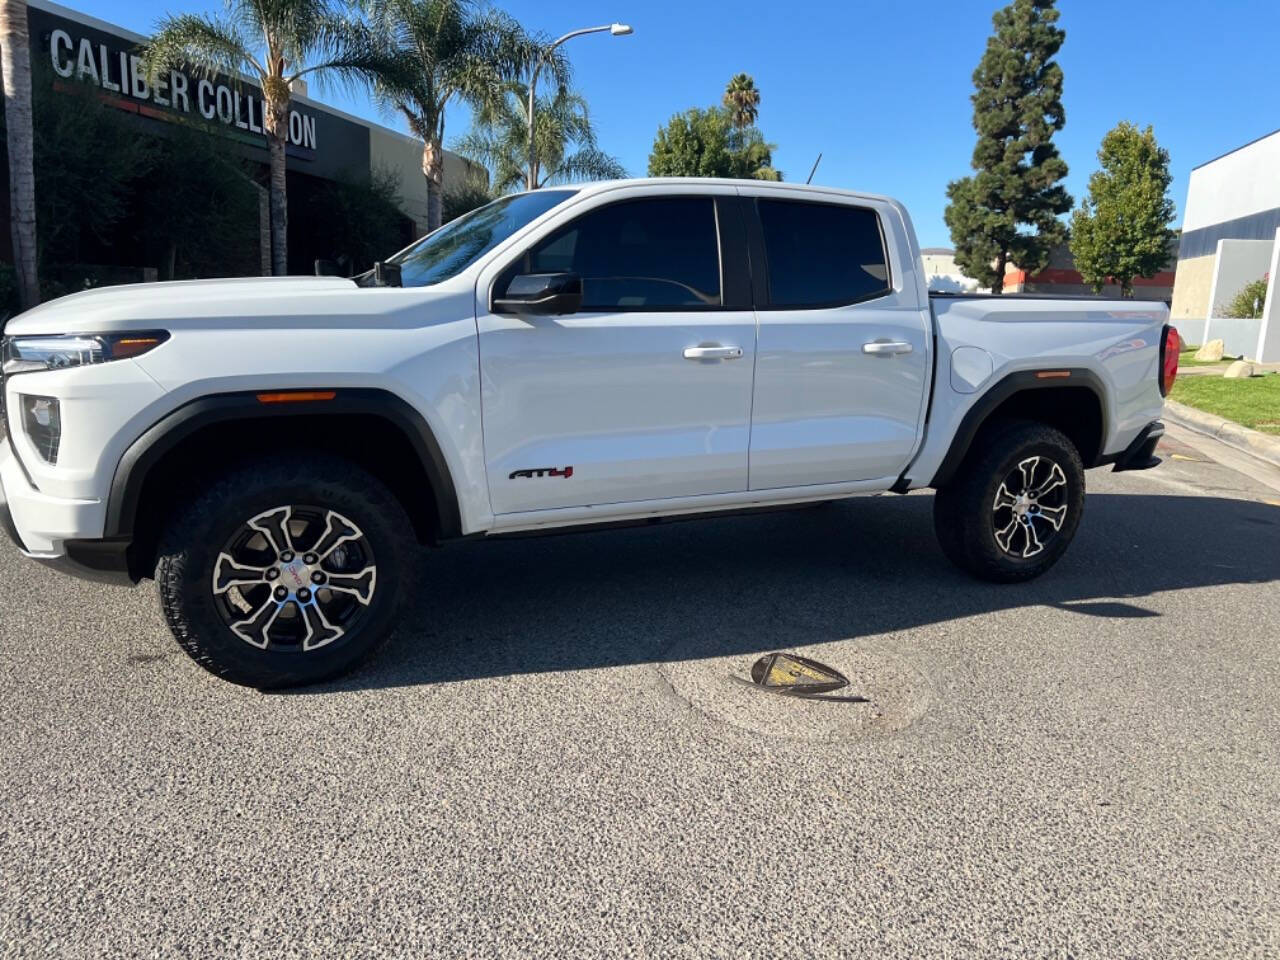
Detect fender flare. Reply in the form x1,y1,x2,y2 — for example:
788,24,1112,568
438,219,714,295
928,368,1108,488
103,388,462,541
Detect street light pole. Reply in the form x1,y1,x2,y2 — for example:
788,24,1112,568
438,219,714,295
527,23,632,191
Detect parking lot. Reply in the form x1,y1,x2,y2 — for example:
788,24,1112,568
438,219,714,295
2,424,1278,958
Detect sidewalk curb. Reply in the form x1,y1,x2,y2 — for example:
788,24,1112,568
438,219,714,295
1163,399,1280,469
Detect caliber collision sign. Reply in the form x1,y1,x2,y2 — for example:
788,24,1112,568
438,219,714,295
46,25,319,150
28,4,377,181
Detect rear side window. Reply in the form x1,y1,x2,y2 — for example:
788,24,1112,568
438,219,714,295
756,199,890,308
514,197,722,310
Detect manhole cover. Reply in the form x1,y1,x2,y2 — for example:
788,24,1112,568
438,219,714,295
746,652,868,702
658,643,931,742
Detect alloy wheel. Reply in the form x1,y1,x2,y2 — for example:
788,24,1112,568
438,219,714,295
991,455,1070,559
211,505,377,651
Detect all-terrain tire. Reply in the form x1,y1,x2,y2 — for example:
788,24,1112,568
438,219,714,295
156,454,413,687
933,421,1086,583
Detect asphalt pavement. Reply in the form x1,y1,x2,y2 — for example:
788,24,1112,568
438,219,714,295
2,423,1278,958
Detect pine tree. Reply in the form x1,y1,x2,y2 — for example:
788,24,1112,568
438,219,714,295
1069,123,1176,297
945,0,1072,293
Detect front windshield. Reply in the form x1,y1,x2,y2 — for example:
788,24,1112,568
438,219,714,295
390,190,577,287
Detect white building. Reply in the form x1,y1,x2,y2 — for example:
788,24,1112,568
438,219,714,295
920,248,983,293
1169,129,1280,361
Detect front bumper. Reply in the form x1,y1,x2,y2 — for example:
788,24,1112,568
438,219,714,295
0,466,26,552
0,436,134,584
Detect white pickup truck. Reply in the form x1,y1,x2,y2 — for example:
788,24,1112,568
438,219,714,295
1,179,1179,687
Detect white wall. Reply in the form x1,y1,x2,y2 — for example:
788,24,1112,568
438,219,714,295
1208,316,1262,360
921,252,981,293
1183,130,1280,232
1256,228,1280,363
1206,239,1274,317
1201,237,1274,357
1177,318,1211,347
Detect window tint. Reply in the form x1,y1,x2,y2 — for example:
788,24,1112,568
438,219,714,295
757,199,890,308
510,197,722,309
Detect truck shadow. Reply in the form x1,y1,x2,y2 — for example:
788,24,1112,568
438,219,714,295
292,492,1280,693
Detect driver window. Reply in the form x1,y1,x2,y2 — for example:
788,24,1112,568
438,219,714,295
501,197,723,310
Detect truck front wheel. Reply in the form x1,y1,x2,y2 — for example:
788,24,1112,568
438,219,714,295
933,421,1085,583
155,455,412,687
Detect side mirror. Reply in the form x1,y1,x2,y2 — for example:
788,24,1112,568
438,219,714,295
493,272,582,315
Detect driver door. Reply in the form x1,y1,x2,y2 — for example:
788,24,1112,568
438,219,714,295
475,187,757,515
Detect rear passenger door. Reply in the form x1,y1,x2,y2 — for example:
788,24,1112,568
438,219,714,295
744,193,930,488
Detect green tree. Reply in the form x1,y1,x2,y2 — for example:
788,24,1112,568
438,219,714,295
648,106,779,181
945,0,1072,293
1069,123,1176,297
139,125,261,279
2,0,40,307
31,75,151,274
1224,276,1269,319
295,166,407,273
722,72,759,129
442,174,493,223
145,0,400,275
458,83,625,194
366,0,548,231
32,74,265,286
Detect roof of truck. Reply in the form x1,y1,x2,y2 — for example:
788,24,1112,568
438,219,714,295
557,178,899,208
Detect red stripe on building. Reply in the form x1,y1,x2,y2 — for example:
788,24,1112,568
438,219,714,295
1011,267,1175,287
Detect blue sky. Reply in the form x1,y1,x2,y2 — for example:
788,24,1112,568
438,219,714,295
68,0,1280,248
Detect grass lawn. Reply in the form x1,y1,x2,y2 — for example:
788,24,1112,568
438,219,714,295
1169,374,1280,435
1178,347,1239,367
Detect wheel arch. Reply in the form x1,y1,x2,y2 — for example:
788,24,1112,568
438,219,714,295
107,389,461,580
929,370,1107,489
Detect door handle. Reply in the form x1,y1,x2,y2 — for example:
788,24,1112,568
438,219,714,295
862,339,914,357
683,344,744,361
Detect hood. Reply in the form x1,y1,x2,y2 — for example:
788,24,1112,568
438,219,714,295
3,276,360,336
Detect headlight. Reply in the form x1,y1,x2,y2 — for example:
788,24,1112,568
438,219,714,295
1,331,169,375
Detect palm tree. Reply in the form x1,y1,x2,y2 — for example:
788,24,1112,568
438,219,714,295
458,84,625,194
723,72,760,130
366,0,550,232
1,0,39,309
732,126,781,182
145,1,401,275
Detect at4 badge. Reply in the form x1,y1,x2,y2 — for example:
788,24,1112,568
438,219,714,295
509,466,574,479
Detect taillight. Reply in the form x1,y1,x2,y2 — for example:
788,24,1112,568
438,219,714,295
1160,325,1179,397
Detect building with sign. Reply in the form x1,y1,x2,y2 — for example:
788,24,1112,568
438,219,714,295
5,0,484,281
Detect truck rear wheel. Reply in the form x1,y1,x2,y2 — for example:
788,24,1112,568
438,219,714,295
155,455,412,687
933,421,1085,583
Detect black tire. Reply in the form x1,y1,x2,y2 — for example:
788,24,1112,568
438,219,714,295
933,421,1085,583
156,454,413,688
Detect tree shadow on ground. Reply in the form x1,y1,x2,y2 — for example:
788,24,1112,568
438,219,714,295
284,493,1280,694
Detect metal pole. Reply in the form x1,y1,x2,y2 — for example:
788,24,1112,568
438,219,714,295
527,24,632,191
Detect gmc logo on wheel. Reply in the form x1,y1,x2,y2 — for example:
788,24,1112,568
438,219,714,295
509,466,574,480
